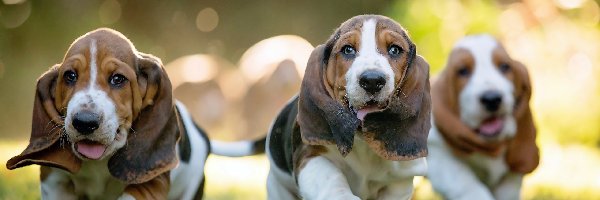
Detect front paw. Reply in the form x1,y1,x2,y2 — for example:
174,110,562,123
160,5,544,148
334,194,361,200
117,193,136,200
314,192,361,200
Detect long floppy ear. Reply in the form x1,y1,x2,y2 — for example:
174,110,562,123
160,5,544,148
108,53,181,184
506,61,539,173
361,55,431,161
6,65,81,172
431,60,473,146
297,45,361,156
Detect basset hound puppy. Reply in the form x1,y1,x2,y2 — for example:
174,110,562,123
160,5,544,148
427,35,539,200
6,28,211,200
266,15,431,200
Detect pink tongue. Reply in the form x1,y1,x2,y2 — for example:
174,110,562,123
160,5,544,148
479,118,503,136
357,106,380,121
76,141,106,160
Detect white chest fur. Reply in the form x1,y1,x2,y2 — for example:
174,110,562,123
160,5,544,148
427,126,522,200
71,159,126,199
42,159,126,200
463,148,509,187
428,126,508,187
321,136,428,199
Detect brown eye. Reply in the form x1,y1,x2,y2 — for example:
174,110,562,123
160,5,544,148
388,45,402,56
109,74,128,88
499,63,510,73
457,66,471,77
341,45,356,56
64,70,77,85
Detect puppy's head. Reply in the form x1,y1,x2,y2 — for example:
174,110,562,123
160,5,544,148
323,16,418,119
298,15,431,160
57,30,141,160
433,35,533,141
7,28,180,184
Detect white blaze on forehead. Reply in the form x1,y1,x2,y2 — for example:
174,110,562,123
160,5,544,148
359,19,378,55
454,35,512,93
454,35,498,61
89,39,98,90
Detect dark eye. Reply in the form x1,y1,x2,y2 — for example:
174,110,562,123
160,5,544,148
457,66,471,77
341,45,356,56
109,74,128,87
64,70,77,85
499,63,510,73
388,45,402,56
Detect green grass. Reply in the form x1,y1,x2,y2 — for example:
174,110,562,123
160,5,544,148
2,142,600,199
0,142,41,200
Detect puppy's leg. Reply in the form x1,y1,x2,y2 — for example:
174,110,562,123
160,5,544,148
267,166,299,200
377,179,415,200
427,146,494,200
117,193,136,200
493,172,523,200
40,167,77,200
297,156,360,200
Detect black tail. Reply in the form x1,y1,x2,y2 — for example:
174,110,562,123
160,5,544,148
210,136,266,157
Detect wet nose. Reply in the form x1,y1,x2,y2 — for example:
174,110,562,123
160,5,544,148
359,70,386,94
72,111,100,134
480,91,503,112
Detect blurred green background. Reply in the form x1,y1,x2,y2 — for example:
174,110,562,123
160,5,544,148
1,0,599,199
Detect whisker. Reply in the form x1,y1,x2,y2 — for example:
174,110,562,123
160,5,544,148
59,106,68,113
58,128,68,148
44,120,56,132
48,123,62,135
129,127,136,134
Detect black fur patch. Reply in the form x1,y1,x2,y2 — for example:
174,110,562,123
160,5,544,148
268,96,300,174
175,107,192,163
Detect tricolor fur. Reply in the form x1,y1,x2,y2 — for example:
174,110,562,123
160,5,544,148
6,28,210,200
427,35,538,200
266,15,431,200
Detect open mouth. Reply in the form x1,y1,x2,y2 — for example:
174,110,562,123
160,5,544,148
354,100,383,121
75,140,107,160
476,117,504,137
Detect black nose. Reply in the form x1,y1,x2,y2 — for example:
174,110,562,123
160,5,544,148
359,71,386,94
480,91,503,112
72,111,100,134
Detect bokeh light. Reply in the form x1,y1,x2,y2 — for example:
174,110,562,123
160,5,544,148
0,0,30,29
196,7,219,32
554,0,587,9
239,35,313,84
2,0,25,5
165,54,223,88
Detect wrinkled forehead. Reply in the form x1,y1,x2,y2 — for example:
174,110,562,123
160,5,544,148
337,15,409,38
453,35,508,60
64,29,137,66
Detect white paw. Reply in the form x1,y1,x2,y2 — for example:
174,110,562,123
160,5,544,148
334,194,361,200
117,193,136,200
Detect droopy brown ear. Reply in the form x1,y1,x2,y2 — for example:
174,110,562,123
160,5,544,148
431,59,474,146
6,65,81,172
108,54,181,184
297,45,361,156
361,55,431,161
512,61,534,126
506,61,539,173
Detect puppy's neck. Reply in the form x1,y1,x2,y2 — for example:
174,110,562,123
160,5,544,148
67,158,126,199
